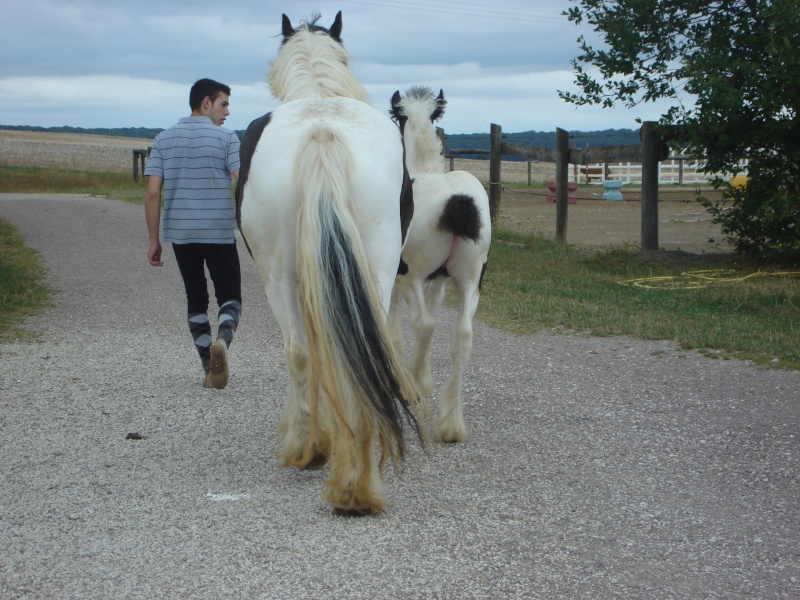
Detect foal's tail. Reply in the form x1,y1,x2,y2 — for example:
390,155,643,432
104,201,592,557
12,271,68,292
294,124,422,471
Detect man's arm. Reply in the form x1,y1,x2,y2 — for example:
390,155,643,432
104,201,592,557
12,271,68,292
144,175,164,266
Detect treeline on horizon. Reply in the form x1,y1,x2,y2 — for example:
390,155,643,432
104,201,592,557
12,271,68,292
443,128,641,159
0,124,165,140
0,124,641,154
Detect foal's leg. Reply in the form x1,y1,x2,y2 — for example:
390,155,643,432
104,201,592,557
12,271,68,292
437,280,479,443
387,282,407,358
423,277,446,314
405,279,438,397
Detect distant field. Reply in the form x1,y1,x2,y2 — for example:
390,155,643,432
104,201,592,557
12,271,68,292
0,130,550,183
0,130,153,173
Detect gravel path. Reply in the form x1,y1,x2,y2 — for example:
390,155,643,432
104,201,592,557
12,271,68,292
1,194,798,599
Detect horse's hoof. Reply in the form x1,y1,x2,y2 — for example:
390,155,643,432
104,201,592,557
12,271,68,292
326,485,385,516
301,453,329,470
331,496,384,516
332,505,381,517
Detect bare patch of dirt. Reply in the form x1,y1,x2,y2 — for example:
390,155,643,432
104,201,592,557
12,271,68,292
449,157,731,254
497,185,731,254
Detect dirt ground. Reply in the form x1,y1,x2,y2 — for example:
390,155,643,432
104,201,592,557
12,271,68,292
496,185,730,253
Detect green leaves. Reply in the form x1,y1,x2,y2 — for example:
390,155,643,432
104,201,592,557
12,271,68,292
561,0,800,260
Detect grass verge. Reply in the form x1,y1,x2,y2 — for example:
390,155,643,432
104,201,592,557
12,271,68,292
0,165,146,203
474,229,799,369
0,166,140,342
0,218,52,342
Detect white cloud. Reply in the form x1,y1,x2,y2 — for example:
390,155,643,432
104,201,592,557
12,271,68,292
0,0,679,134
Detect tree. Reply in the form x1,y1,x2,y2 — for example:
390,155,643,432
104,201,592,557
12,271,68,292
561,0,800,261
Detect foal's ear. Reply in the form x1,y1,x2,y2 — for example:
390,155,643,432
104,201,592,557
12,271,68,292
389,91,404,123
432,89,447,121
329,11,343,40
281,14,294,38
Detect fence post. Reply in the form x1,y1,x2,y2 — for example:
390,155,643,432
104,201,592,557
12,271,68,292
641,121,659,251
555,127,570,241
489,123,502,223
132,150,140,183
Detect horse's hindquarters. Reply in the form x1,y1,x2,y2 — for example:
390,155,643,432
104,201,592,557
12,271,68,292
241,98,406,298
239,95,409,392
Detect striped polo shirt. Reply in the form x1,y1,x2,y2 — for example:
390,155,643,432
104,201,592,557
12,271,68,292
145,116,241,244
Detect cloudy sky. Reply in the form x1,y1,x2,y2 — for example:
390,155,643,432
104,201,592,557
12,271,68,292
0,0,677,134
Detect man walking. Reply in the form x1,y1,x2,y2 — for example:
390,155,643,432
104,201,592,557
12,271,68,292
145,78,242,389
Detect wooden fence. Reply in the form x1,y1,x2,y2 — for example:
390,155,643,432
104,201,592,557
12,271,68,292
445,149,715,186
450,122,668,251
132,148,151,183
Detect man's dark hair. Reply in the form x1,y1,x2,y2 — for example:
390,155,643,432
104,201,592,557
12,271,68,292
189,78,232,111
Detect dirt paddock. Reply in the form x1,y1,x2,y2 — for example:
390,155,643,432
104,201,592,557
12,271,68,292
497,186,730,253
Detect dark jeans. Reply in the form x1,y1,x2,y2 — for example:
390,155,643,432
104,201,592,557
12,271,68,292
172,242,242,315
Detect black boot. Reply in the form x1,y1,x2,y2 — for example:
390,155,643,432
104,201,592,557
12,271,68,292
188,312,212,375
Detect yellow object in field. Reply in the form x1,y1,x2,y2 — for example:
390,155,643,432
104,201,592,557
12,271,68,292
729,176,749,188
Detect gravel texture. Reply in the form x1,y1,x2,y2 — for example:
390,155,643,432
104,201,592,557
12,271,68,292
1,194,798,599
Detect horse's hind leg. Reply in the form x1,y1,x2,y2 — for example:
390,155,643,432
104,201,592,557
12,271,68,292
324,398,384,515
278,335,312,465
438,280,478,443
278,333,331,469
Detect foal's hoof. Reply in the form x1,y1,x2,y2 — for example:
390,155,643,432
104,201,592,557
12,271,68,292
437,426,467,444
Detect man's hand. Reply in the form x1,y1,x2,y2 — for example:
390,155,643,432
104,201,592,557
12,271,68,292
148,240,164,267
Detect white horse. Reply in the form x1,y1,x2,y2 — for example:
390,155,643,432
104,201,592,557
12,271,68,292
236,12,422,515
388,86,491,443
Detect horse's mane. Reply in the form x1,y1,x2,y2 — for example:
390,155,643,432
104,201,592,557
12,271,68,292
268,13,370,103
392,86,446,174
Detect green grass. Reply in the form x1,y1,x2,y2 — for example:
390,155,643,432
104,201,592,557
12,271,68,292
2,166,799,369
474,229,800,368
0,218,53,342
0,165,146,203
0,166,144,342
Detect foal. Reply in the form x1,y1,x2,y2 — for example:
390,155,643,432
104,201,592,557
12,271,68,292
389,86,491,443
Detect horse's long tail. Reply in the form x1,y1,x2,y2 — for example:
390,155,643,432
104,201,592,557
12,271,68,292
294,124,423,472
